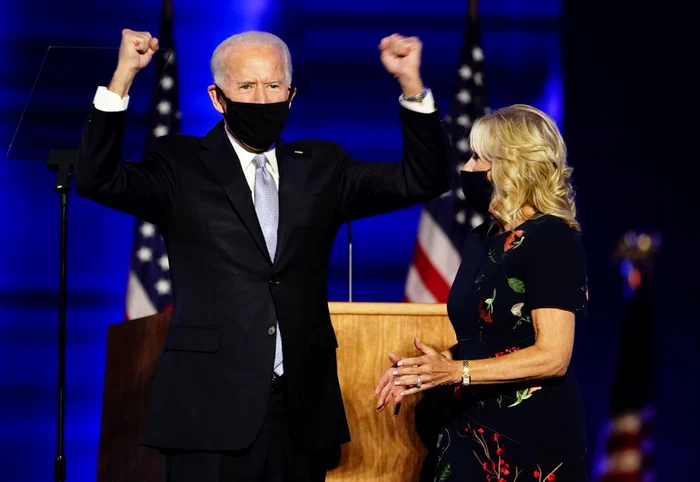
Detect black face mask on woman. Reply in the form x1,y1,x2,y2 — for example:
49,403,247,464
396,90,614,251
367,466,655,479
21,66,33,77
215,85,294,151
459,169,494,216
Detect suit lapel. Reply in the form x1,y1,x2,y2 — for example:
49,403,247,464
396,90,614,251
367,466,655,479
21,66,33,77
198,122,271,264
274,140,309,267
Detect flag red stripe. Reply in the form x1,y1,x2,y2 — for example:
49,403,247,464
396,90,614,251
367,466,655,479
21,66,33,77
412,242,451,302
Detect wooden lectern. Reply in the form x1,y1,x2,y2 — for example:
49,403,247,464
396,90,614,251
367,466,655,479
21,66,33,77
98,303,455,482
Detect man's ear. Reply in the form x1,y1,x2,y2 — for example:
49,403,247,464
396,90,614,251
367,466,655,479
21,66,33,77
208,85,224,114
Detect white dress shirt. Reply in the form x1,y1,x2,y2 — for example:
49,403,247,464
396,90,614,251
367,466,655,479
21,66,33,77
92,85,437,198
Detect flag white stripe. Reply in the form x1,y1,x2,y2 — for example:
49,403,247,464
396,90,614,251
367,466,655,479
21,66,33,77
405,265,438,303
416,211,462,286
126,271,157,320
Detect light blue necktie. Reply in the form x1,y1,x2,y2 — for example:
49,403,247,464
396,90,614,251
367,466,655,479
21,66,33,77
252,154,283,376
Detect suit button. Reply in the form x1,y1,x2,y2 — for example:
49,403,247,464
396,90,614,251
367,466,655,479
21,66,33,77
268,326,276,335
269,278,280,286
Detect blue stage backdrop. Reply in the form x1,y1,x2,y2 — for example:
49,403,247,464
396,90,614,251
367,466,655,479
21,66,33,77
0,1,564,480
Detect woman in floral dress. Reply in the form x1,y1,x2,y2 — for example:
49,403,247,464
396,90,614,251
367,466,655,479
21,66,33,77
376,104,589,481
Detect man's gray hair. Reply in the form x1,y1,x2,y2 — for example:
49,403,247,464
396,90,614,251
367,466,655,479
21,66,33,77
210,31,293,87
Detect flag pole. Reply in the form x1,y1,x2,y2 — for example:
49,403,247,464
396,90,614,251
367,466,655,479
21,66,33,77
469,0,478,20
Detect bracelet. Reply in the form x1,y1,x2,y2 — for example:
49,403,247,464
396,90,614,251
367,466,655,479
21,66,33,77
461,360,471,386
401,87,428,103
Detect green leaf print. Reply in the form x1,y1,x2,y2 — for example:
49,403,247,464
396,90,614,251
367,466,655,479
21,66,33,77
485,288,496,305
508,386,542,407
487,249,503,264
439,464,452,481
507,389,532,407
507,278,525,293
513,315,532,329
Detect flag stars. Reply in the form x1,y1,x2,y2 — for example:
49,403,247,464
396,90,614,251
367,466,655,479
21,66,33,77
154,125,169,137
155,279,171,295
456,89,472,104
455,210,466,224
140,222,156,238
457,115,471,127
471,213,485,228
474,72,484,87
161,76,174,90
157,101,172,115
159,255,170,271
456,188,466,200
137,246,153,262
472,47,484,62
459,65,472,79
456,139,469,152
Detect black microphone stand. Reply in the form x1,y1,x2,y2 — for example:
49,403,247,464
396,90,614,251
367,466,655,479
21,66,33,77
47,148,77,482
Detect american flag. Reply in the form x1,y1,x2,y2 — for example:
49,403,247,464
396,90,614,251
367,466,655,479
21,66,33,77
593,232,660,482
125,0,178,320
404,13,489,302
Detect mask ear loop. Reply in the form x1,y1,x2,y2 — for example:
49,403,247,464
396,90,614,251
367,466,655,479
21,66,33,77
287,85,297,106
214,85,226,99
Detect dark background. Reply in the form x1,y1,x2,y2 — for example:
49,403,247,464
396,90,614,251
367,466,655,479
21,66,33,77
0,0,695,479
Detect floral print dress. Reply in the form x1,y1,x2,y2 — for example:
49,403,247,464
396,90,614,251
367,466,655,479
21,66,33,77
436,215,589,481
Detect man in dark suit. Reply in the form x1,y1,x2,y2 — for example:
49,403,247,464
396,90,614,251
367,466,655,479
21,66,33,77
76,27,450,482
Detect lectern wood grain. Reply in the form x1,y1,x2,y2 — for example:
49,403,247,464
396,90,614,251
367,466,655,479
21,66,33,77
326,303,454,482
97,303,455,481
97,312,170,482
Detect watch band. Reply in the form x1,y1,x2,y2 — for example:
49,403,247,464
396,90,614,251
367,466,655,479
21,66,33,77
401,87,429,103
461,359,471,386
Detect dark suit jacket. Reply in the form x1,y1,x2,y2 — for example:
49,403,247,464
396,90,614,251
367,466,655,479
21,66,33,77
75,103,451,452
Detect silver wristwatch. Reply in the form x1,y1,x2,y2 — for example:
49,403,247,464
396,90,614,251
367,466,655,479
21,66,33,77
401,87,429,103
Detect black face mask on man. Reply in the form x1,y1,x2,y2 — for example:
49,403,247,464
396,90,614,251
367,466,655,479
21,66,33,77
459,169,494,216
215,85,293,152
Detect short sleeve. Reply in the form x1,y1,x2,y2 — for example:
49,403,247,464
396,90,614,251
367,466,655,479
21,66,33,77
522,217,588,317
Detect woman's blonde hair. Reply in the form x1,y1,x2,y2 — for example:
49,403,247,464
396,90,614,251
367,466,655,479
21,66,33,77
469,104,580,231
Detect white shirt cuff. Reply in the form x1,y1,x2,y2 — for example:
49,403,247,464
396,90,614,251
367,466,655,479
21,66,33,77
398,89,437,114
93,86,130,112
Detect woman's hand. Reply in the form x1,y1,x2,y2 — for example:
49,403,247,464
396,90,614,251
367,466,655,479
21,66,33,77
375,352,406,415
391,337,462,396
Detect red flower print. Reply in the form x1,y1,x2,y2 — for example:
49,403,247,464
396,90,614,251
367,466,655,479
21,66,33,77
494,346,521,357
479,301,493,323
478,428,485,434
534,463,563,481
496,448,504,456
504,230,525,252
493,433,500,441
